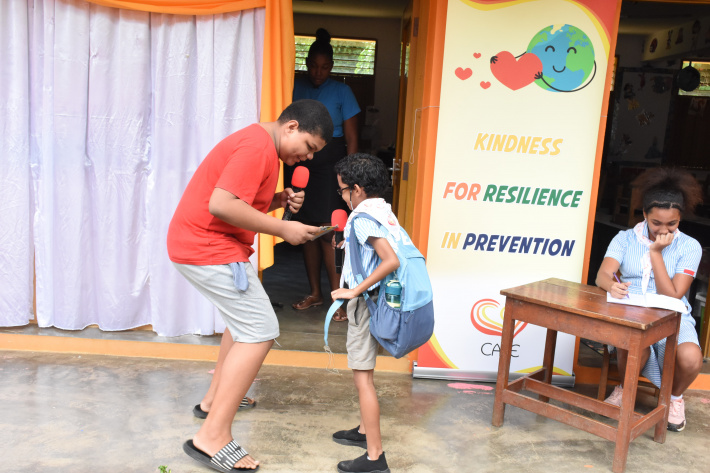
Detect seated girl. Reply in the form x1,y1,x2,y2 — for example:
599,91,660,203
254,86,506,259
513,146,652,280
595,167,704,432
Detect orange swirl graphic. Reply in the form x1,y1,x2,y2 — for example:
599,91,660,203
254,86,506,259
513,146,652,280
470,298,527,338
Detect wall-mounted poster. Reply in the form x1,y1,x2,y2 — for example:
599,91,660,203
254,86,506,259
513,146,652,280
415,0,620,383
607,68,675,164
643,16,710,62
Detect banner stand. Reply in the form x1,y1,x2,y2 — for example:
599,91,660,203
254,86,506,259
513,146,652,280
412,362,575,387
414,0,621,381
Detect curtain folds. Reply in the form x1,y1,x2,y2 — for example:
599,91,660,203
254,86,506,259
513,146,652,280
0,0,33,327
0,0,270,335
147,8,265,336
83,0,295,271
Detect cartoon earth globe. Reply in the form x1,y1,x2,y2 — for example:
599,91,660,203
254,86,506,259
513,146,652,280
527,24,595,92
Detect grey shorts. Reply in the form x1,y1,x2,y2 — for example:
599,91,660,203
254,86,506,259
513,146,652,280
173,262,279,343
346,291,381,370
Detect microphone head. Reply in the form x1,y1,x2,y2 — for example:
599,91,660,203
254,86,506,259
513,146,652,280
291,166,310,189
331,209,348,230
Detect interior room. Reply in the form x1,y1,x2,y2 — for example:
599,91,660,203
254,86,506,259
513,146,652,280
261,0,411,357
583,1,710,366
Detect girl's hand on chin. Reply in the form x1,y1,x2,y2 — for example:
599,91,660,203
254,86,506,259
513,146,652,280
650,232,674,252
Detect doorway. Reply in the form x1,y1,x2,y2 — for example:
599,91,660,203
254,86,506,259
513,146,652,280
266,1,409,354
583,0,710,367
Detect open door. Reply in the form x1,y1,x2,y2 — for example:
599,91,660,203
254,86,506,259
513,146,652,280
392,3,413,213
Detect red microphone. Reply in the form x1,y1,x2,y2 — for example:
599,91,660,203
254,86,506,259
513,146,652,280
332,209,348,273
283,166,310,221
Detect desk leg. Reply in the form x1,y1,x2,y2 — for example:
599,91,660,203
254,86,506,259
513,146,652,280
539,328,557,403
654,315,680,443
613,338,641,473
492,303,516,427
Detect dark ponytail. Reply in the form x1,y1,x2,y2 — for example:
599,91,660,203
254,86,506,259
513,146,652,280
307,28,334,63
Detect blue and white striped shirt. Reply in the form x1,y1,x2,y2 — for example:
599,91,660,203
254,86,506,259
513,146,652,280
341,217,389,292
604,224,702,313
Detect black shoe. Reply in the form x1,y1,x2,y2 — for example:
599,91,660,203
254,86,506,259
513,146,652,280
337,452,389,473
332,425,367,448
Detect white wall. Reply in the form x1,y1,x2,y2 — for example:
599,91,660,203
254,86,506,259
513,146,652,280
294,14,402,152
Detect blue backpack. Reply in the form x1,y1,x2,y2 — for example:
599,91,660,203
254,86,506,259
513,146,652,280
324,213,435,359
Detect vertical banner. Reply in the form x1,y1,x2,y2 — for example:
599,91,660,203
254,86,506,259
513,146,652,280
415,0,619,383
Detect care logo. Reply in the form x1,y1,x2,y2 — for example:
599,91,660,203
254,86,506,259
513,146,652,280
470,298,527,337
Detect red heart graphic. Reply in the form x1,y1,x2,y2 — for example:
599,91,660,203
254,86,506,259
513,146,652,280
489,51,542,91
480,81,491,89
455,67,473,81
473,53,482,58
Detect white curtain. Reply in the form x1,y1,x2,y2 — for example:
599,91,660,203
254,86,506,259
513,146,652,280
0,0,264,336
0,0,33,327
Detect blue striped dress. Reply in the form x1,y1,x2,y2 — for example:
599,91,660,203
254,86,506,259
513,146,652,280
604,223,702,387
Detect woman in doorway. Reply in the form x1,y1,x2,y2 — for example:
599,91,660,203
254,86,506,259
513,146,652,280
285,28,360,321
596,167,704,432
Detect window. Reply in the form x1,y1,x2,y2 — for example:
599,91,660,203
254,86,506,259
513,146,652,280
678,60,710,97
400,42,410,78
295,35,376,75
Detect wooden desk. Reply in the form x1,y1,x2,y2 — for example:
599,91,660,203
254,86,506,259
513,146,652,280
491,278,680,473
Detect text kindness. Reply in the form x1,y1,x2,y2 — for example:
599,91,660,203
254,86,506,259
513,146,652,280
473,133,563,155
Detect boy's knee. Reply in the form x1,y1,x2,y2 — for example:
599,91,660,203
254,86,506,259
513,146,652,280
352,370,374,386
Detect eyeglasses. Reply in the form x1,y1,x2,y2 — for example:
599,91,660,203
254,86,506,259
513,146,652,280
336,186,351,196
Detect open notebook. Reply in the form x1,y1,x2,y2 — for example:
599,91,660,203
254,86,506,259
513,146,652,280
606,292,687,313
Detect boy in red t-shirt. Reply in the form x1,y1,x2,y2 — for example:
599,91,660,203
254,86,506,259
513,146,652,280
169,99,333,472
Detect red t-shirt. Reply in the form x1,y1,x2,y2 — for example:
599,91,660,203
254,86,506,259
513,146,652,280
167,124,279,264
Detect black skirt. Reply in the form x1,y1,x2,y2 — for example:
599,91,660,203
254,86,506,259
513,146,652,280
283,137,350,224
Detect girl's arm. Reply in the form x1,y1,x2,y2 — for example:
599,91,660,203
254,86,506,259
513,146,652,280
649,234,694,299
331,236,399,300
596,257,630,299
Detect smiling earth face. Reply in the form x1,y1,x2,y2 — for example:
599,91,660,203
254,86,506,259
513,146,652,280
527,24,595,92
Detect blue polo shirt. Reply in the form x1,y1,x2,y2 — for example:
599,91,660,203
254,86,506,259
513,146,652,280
293,77,360,138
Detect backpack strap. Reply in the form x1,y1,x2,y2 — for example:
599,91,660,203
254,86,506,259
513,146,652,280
323,213,380,351
323,298,346,348
348,213,382,315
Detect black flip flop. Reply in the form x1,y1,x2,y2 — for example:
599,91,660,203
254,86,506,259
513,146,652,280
193,396,256,419
183,439,259,472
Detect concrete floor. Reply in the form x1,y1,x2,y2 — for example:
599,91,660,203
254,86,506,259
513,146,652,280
1,351,709,473
2,243,709,472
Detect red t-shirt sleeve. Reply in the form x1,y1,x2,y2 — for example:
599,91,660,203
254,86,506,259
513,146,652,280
216,146,269,205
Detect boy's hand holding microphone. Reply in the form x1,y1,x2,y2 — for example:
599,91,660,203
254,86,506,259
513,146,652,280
280,166,317,244
282,166,309,221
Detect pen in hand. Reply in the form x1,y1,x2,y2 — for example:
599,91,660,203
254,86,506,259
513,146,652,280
613,273,630,299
